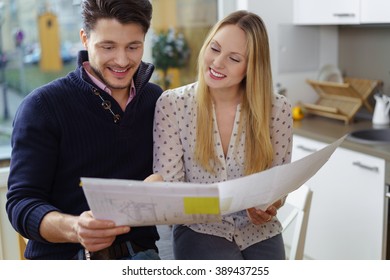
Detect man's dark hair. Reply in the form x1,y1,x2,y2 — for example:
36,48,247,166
81,0,152,37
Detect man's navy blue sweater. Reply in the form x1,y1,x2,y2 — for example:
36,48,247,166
6,51,163,259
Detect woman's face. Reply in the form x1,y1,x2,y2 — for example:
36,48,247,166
203,24,247,92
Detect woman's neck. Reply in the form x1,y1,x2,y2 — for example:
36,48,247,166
210,87,243,106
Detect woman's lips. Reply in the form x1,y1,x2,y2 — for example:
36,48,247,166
209,68,226,79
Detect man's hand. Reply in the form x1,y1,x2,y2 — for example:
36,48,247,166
75,211,130,252
40,210,130,252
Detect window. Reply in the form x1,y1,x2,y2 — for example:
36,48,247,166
149,0,218,89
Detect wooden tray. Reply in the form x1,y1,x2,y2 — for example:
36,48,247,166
343,77,382,112
304,78,382,124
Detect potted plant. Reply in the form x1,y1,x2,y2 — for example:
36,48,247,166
151,27,190,89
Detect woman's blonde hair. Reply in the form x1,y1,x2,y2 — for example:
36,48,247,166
195,10,274,175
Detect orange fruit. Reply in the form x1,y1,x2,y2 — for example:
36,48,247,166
292,106,304,121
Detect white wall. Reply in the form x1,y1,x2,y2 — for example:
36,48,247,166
218,0,238,20
242,0,339,107
339,26,390,94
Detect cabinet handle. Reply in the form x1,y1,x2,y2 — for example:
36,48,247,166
352,161,379,173
333,13,356,17
296,145,317,153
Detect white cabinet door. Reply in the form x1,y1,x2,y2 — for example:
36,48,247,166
360,0,390,24
292,135,326,161
293,0,360,25
291,135,387,259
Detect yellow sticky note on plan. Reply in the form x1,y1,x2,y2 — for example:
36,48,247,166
183,197,220,215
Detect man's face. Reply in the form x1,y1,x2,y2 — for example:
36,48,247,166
80,18,145,94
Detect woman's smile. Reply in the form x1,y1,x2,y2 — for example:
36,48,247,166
209,68,226,79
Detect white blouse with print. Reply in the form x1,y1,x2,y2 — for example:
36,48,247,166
153,82,293,250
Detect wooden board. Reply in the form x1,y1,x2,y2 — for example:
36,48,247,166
304,78,378,124
343,77,383,112
302,103,339,114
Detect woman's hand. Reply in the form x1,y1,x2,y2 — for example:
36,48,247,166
246,198,284,225
144,173,164,182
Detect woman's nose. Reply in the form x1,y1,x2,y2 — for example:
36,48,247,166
212,54,225,68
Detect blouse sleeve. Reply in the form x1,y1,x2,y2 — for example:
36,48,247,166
271,95,293,167
153,90,186,182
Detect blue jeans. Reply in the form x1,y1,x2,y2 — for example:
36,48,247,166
75,242,160,260
173,224,285,260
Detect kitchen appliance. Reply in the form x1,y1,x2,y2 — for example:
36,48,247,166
372,93,390,127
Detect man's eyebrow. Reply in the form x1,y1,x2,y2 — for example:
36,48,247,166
96,40,144,45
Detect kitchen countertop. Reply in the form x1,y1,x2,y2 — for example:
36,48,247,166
293,116,390,185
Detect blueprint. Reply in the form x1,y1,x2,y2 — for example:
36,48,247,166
81,135,346,226
82,180,221,226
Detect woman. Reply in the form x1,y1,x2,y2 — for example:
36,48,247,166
153,10,292,260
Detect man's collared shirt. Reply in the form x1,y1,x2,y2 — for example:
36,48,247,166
83,61,136,107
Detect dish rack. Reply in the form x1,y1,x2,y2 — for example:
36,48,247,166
303,77,383,124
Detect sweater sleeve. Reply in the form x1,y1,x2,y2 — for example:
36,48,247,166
6,91,61,243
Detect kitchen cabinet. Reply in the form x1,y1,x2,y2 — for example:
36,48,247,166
294,0,390,25
289,135,388,259
293,0,360,25
360,0,390,24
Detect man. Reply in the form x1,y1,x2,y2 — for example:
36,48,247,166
6,0,163,260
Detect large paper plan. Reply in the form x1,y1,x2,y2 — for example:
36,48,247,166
81,136,346,226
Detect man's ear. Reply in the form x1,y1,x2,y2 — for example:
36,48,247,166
80,29,88,50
